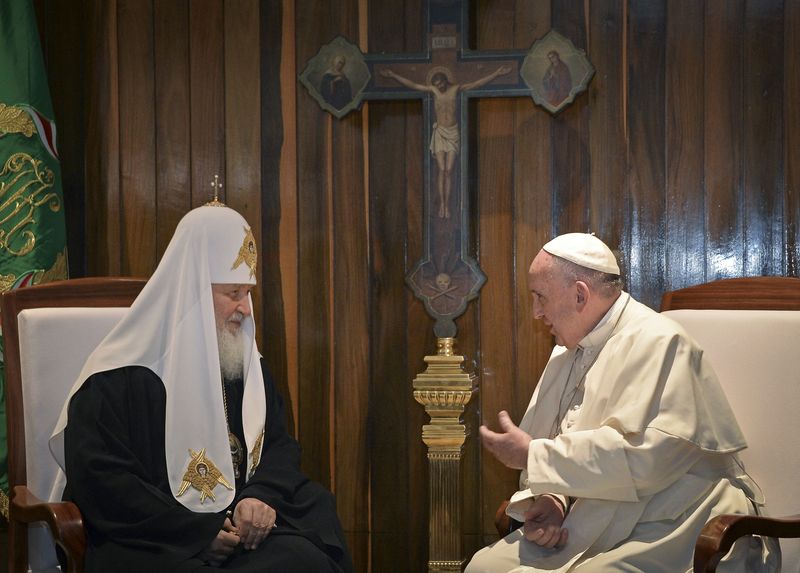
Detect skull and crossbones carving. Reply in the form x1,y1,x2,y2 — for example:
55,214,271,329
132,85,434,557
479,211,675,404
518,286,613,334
430,273,457,301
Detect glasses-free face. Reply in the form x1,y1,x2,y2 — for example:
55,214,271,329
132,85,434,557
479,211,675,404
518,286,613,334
211,283,253,334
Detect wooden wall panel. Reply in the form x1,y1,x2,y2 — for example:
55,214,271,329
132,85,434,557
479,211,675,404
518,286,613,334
190,0,225,205
369,101,416,572
117,0,157,276
331,99,370,573
742,0,785,275
84,0,121,276
588,0,625,264
704,0,745,280
294,0,335,488
262,0,294,430
625,0,666,304
38,1,800,572
665,0,705,288
367,98,432,573
154,0,191,254
552,0,592,236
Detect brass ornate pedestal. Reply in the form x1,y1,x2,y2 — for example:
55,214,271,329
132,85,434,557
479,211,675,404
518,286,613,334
413,337,478,572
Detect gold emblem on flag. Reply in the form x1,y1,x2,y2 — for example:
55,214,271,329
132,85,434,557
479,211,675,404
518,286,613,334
0,103,35,138
231,226,257,279
0,152,60,257
176,448,234,503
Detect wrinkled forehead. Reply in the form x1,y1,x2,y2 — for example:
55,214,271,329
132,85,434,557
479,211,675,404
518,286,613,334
527,251,562,290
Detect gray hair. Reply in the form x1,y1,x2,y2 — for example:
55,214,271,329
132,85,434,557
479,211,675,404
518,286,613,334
550,255,623,298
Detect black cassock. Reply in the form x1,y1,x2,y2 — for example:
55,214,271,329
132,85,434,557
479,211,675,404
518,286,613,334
63,362,354,573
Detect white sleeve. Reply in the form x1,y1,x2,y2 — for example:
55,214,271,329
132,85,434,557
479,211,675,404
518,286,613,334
524,426,706,502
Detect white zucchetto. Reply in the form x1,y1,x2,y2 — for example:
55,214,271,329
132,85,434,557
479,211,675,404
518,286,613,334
542,233,620,275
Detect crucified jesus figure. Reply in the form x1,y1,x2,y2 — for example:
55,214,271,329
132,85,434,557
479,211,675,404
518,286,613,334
380,64,512,218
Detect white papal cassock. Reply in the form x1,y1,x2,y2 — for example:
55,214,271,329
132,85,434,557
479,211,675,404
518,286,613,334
467,293,778,573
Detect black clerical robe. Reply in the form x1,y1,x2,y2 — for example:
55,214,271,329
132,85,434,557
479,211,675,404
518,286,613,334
63,362,353,573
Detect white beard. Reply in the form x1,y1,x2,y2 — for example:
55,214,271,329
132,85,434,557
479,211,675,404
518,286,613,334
217,327,244,381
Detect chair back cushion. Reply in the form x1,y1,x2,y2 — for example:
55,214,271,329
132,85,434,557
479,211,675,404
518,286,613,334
18,306,127,571
662,309,800,565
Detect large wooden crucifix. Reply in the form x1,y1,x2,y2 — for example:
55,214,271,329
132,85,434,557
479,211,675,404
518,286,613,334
300,2,593,570
301,3,592,338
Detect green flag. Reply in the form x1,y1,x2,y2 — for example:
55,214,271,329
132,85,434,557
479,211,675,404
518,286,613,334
0,0,69,519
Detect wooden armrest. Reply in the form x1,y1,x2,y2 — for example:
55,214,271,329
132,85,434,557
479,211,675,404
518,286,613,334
10,485,86,572
694,513,800,573
494,499,511,536
494,498,523,537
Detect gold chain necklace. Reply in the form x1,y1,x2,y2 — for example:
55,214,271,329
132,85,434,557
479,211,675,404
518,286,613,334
221,379,244,479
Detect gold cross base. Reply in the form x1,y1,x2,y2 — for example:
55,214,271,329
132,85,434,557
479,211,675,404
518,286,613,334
413,337,477,573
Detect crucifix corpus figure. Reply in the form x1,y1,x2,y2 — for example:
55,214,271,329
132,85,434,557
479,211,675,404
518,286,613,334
380,64,511,219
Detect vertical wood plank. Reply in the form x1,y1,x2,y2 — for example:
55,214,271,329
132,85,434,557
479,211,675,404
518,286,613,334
276,0,299,431
85,0,121,275
295,0,335,488
154,0,191,256
367,11,415,572
261,0,294,443
588,0,626,276
788,0,800,276
224,0,263,341
189,0,225,206
552,0,591,235
329,0,369,564
225,0,262,220
704,0,744,280
332,111,371,572
368,98,414,572
117,0,157,276
665,0,705,288
742,0,784,276
626,0,666,308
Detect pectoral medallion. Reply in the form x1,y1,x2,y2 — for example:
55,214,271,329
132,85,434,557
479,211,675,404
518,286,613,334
229,432,243,478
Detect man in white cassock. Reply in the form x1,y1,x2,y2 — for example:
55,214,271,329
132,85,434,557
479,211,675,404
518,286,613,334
49,203,354,572
465,233,778,573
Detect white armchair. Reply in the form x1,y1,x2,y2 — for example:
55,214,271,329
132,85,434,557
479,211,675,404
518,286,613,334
2,277,145,573
660,276,800,572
